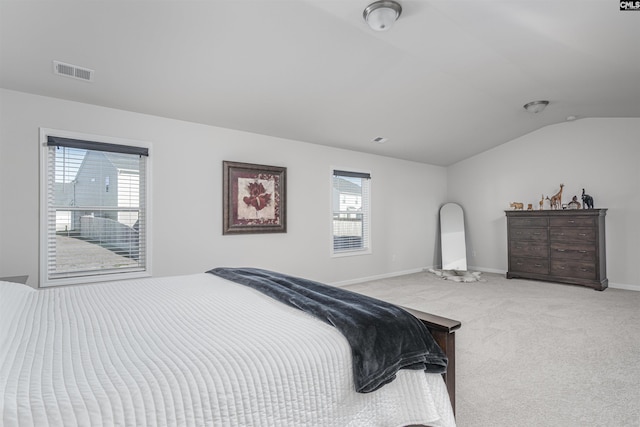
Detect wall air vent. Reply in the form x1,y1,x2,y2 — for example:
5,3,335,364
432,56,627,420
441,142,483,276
53,60,94,82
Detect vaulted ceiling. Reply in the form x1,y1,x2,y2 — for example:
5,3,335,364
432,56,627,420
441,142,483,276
1,1,638,165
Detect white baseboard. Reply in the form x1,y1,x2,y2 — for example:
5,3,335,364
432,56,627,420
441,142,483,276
331,267,425,287
468,266,640,291
467,266,506,274
609,282,640,292
331,266,640,292
332,265,505,287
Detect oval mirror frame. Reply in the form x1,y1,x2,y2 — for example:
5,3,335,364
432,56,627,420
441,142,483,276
440,202,467,271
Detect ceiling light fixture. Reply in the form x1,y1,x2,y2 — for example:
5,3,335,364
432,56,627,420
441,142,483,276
363,1,402,32
523,100,549,114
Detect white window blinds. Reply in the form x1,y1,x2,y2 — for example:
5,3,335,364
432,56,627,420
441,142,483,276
42,135,149,285
332,170,371,254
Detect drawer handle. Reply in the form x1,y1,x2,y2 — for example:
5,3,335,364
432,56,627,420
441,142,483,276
568,220,575,223
557,249,566,252
559,266,565,269
581,268,589,272
533,232,541,235
516,262,523,265
534,264,542,267
557,233,564,236
579,233,587,236
579,250,587,253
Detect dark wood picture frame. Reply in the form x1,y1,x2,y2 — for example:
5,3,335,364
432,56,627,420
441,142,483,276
223,161,287,235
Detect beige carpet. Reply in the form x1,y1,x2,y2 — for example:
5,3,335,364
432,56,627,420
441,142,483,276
343,271,640,427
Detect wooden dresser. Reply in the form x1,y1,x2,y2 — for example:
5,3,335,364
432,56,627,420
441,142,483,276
505,209,607,290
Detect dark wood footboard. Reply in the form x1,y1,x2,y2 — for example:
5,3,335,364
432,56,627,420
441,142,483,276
401,307,461,414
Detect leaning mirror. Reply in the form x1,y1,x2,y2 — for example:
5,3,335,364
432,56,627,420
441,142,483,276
440,202,467,271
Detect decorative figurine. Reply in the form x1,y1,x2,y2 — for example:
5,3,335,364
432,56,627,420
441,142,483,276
568,196,581,209
582,188,594,209
539,194,550,210
510,202,524,210
527,204,533,210
549,184,564,210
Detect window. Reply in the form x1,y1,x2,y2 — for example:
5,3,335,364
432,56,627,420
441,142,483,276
332,169,371,255
40,129,150,286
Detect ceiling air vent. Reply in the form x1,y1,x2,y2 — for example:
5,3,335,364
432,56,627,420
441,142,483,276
53,60,94,82
371,136,388,144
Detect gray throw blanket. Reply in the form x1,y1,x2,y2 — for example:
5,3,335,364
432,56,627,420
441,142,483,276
207,267,447,393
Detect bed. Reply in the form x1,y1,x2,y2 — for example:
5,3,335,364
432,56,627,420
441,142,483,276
0,268,460,427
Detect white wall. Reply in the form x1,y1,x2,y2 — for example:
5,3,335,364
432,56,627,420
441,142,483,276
3,89,638,290
447,118,640,289
0,89,447,288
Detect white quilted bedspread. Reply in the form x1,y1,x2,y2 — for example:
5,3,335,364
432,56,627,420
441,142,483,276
0,274,455,427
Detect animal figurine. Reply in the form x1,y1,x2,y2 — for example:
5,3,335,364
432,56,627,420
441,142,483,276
510,202,524,210
582,188,594,209
568,196,581,209
549,184,564,210
527,204,533,210
539,194,550,210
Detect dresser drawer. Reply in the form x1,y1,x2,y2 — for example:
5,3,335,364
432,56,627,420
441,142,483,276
510,257,549,274
550,260,596,280
510,227,548,241
550,227,596,242
550,217,596,227
509,217,548,227
550,243,595,261
509,241,548,257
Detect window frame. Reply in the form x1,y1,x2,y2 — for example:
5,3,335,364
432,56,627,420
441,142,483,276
330,167,372,257
39,128,152,287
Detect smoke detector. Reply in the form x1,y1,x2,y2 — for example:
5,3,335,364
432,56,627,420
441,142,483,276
53,60,94,82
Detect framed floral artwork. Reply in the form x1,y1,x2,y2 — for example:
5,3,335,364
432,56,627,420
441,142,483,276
223,161,287,234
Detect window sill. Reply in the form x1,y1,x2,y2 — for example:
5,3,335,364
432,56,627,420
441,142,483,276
40,270,151,288
331,249,372,258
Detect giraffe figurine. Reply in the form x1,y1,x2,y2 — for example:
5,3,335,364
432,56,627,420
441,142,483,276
549,184,564,210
